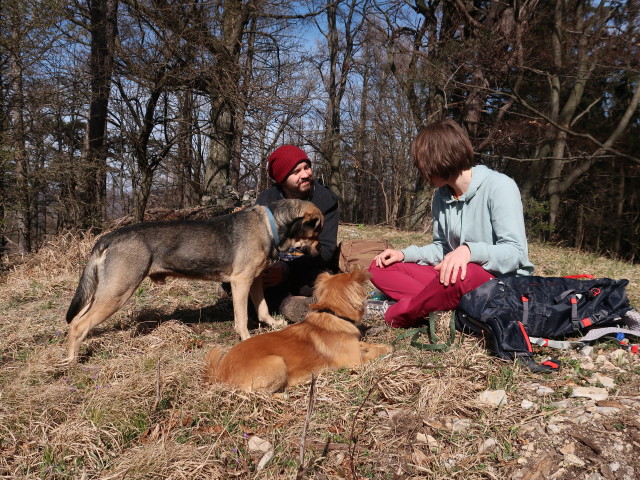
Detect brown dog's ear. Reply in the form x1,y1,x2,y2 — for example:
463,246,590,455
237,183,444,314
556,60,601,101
314,272,332,287
305,216,322,231
349,269,371,284
286,217,304,238
312,272,332,300
287,215,323,239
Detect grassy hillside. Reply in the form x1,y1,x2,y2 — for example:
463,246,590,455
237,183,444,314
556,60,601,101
0,224,639,479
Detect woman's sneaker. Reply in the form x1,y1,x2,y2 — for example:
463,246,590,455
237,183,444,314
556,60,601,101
624,309,640,328
364,299,394,321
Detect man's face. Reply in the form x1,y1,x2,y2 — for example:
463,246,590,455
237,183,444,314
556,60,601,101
282,161,313,199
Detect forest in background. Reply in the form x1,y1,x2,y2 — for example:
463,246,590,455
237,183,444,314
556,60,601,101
1,0,639,262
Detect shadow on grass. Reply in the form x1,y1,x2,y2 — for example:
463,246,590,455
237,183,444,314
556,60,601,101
71,298,269,363
130,298,256,336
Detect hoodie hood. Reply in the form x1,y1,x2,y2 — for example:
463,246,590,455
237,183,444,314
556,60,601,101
443,165,491,203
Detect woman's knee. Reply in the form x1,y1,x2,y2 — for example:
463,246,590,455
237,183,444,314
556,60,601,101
463,263,495,289
368,260,384,282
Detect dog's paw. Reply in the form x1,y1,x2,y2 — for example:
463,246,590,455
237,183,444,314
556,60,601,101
236,329,251,341
361,342,394,361
381,344,394,355
260,315,287,329
56,356,76,369
374,344,394,357
271,318,287,328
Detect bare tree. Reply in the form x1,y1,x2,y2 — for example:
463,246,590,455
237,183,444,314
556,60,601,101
315,0,368,200
175,90,199,208
8,27,31,253
1,0,638,262
521,0,640,230
2,0,67,251
112,78,176,222
73,0,119,229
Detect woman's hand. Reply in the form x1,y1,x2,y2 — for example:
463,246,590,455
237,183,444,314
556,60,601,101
374,249,405,268
434,245,471,286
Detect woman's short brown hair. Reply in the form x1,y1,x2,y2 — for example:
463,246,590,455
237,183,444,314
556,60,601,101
411,119,474,183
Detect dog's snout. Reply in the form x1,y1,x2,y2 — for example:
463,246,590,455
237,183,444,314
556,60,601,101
301,245,315,255
300,242,321,256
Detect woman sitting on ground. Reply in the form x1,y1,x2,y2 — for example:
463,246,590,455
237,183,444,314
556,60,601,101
368,118,534,328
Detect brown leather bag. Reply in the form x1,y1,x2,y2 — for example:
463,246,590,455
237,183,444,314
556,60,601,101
338,239,392,273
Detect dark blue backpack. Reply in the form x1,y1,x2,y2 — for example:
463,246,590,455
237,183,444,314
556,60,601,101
455,276,632,372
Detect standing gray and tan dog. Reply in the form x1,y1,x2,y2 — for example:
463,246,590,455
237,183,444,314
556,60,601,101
63,199,323,365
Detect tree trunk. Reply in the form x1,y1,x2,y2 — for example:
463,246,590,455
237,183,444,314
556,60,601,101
202,0,249,198
78,0,119,230
134,166,154,222
131,87,162,222
177,91,198,208
322,0,363,201
204,98,234,196
323,1,343,199
613,162,625,255
9,37,31,253
352,58,370,223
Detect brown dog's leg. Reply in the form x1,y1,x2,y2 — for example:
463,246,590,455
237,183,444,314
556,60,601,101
63,243,150,365
230,278,253,340
233,355,289,392
359,342,393,362
64,292,135,365
249,279,285,329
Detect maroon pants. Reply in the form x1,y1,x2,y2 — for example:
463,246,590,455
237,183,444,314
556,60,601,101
368,260,494,328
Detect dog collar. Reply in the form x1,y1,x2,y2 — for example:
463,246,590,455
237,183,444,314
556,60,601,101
315,308,358,324
264,206,280,247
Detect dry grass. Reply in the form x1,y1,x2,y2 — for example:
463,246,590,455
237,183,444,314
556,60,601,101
1,224,639,479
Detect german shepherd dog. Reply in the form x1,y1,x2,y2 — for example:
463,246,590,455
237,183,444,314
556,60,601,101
203,270,393,392
63,199,323,365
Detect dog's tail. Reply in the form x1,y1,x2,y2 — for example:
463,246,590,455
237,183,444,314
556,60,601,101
65,242,107,323
203,347,227,384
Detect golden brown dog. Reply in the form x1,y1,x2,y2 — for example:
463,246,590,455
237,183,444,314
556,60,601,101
63,199,323,365
203,270,393,392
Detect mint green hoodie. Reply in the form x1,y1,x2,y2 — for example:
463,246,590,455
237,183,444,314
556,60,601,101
402,165,534,277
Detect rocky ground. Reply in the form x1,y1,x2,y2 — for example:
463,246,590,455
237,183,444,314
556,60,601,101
478,346,639,480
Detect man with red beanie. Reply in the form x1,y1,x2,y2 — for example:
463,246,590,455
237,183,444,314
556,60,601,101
255,145,340,322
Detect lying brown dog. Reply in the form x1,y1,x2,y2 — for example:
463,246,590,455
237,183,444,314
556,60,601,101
203,270,393,392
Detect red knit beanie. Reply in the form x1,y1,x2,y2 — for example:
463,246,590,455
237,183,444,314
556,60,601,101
267,145,311,184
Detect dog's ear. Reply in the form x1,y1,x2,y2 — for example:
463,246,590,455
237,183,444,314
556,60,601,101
287,215,322,238
314,272,331,287
349,269,371,284
286,217,305,238
306,216,322,232
312,272,331,300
